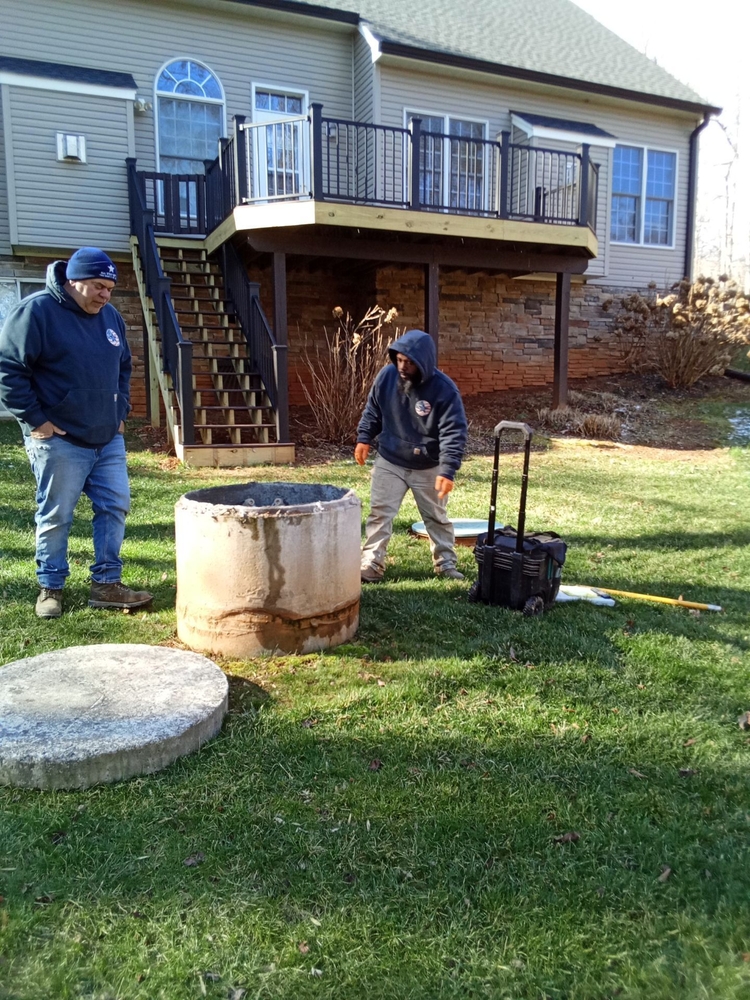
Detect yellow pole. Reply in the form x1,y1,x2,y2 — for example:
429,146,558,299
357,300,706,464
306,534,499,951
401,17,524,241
594,587,722,612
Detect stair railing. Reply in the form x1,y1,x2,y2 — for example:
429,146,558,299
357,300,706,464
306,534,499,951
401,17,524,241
220,241,289,442
126,158,195,445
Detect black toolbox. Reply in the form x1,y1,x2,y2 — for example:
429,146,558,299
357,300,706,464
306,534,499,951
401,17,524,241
468,421,567,616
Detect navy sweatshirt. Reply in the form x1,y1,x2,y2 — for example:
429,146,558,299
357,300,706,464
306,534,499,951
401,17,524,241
0,261,131,446
356,329,467,480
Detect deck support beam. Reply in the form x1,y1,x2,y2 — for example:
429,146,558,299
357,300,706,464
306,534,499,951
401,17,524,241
424,262,439,362
271,251,290,442
552,271,571,409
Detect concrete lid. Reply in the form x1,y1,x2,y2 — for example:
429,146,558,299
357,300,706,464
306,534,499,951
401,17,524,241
0,644,228,789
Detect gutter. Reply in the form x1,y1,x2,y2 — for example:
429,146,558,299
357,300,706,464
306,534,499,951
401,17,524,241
684,113,713,281
221,0,359,24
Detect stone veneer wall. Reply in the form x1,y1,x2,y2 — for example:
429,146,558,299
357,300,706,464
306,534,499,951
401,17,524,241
0,255,148,419
251,262,627,404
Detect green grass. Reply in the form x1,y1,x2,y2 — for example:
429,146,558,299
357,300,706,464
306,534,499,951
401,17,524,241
1,415,749,1000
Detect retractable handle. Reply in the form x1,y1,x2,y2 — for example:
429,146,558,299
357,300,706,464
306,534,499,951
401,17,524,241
491,421,533,553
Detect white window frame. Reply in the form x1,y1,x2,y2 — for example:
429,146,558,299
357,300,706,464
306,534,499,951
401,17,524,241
250,83,310,200
403,109,490,212
153,57,226,173
610,143,679,251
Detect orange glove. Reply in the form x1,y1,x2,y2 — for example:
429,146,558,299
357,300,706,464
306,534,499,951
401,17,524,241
354,443,371,466
435,476,454,499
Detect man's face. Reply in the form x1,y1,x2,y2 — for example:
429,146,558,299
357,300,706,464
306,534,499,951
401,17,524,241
395,353,418,380
66,278,116,315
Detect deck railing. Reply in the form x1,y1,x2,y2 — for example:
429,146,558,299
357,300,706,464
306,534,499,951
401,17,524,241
126,159,195,445
220,241,289,442
135,109,599,238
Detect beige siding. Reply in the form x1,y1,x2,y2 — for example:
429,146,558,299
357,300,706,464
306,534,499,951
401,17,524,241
9,88,131,252
379,61,696,287
0,0,354,175
0,89,10,253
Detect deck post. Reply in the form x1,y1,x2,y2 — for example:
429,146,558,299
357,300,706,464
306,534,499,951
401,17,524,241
271,251,290,442
499,131,511,219
424,262,439,363
310,103,324,200
234,115,248,204
579,144,590,227
552,271,571,409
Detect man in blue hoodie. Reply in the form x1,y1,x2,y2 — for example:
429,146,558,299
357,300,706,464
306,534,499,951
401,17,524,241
355,329,467,582
0,247,152,618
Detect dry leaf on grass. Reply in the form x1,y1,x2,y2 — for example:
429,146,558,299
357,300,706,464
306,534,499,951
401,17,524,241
628,768,647,779
183,852,205,867
738,711,750,730
368,759,383,771
658,865,672,882
298,942,310,954
301,718,319,729
553,831,581,845
684,738,697,746
679,768,699,778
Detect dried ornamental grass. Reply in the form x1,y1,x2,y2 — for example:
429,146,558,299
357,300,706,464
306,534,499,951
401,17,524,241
603,276,750,388
301,305,400,444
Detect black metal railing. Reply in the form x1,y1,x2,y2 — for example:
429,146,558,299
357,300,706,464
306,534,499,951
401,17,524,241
220,241,288,441
191,109,601,235
126,158,195,446
138,171,207,235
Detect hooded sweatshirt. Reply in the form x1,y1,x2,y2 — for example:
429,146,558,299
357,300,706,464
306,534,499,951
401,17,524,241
0,261,131,446
356,329,467,479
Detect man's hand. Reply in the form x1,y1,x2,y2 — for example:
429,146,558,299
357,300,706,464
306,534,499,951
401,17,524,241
354,443,371,466
435,476,454,499
30,421,65,439
118,421,125,434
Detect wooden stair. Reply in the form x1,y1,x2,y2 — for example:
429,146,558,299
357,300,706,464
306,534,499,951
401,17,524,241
132,239,294,466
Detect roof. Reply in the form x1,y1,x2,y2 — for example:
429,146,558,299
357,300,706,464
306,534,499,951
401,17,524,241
0,55,137,90
234,0,719,115
510,112,616,139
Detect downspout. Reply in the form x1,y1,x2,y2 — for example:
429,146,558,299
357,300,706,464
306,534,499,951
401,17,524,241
684,113,712,280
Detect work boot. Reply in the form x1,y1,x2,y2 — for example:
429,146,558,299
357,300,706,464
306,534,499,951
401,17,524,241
88,581,153,610
361,565,384,584
437,567,465,580
35,587,63,618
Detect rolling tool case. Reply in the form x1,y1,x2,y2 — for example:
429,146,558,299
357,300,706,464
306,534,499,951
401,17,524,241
468,421,567,616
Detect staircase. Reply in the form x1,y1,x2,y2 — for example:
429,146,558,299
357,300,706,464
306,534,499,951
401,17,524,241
132,241,294,467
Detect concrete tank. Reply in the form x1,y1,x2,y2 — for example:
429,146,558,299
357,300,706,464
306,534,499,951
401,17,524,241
175,482,361,657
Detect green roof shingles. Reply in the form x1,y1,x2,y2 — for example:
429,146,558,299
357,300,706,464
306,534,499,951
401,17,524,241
282,0,716,112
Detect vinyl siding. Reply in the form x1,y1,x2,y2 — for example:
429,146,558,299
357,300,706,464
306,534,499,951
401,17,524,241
353,32,375,123
0,0,354,176
379,61,696,287
0,88,10,253
8,88,131,252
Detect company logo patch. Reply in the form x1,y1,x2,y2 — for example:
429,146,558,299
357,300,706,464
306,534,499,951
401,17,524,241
415,399,432,417
106,328,120,347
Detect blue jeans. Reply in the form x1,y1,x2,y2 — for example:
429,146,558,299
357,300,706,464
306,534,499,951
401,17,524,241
24,433,130,590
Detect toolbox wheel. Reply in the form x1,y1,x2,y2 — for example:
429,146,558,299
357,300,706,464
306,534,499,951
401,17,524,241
523,596,545,617
467,580,481,603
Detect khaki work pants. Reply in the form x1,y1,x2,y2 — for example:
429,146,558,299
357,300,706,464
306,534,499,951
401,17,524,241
361,455,457,576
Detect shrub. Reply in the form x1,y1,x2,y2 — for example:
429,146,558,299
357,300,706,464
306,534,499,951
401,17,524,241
301,305,399,444
603,276,750,388
536,405,622,440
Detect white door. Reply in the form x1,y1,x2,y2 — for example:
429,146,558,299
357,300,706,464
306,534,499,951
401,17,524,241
251,88,309,200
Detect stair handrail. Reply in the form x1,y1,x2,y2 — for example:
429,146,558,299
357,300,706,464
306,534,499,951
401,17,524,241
126,158,195,446
220,242,289,441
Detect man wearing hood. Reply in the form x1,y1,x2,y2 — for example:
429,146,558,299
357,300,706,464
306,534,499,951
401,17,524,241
0,247,152,618
355,328,468,582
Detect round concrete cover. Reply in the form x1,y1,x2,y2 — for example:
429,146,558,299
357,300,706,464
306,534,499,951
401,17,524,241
0,644,228,789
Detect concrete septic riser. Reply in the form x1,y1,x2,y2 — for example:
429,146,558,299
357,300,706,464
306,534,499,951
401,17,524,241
0,644,228,790
175,482,362,657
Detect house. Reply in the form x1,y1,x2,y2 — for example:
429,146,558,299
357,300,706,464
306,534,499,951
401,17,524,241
0,0,719,463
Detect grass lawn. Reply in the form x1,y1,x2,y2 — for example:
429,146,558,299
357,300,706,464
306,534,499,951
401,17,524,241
0,388,749,1000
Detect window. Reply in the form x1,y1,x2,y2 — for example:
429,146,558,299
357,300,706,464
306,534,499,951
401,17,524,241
611,145,676,246
407,112,487,211
156,59,224,174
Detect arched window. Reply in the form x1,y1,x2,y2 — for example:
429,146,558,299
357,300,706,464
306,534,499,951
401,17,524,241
156,59,224,174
